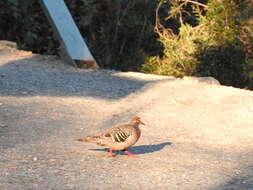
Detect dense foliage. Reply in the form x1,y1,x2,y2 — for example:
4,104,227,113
0,0,59,54
0,0,161,71
67,0,162,71
0,0,253,89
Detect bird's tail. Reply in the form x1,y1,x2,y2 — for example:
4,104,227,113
76,138,88,142
76,135,99,143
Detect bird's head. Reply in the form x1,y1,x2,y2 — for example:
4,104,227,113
131,116,145,126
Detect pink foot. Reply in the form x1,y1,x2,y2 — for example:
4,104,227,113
107,148,116,157
123,150,135,158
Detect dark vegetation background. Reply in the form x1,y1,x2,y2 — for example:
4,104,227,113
0,0,253,89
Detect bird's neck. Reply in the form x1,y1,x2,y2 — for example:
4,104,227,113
133,124,141,138
131,122,140,128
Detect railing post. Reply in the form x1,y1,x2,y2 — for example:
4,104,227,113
39,0,98,69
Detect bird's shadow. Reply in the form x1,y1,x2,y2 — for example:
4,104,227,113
89,142,172,155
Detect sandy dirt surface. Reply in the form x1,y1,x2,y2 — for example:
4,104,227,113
0,49,253,190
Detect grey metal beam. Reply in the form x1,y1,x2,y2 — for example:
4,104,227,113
39,0,98,68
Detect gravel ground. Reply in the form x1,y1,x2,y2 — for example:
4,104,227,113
0,50,253,190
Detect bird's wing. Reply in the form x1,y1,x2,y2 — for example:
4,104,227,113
103,125,132,143
80,123,134,147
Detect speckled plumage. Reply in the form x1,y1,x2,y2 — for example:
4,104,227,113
77,117,145,157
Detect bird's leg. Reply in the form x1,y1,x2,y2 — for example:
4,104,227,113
107,148,115,157
123,149,135,158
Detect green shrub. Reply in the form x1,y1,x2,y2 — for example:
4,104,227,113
142,24,201,77
142,0,253,89
195,0,250,87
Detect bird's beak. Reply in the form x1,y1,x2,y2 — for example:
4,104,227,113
140,121,145,125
